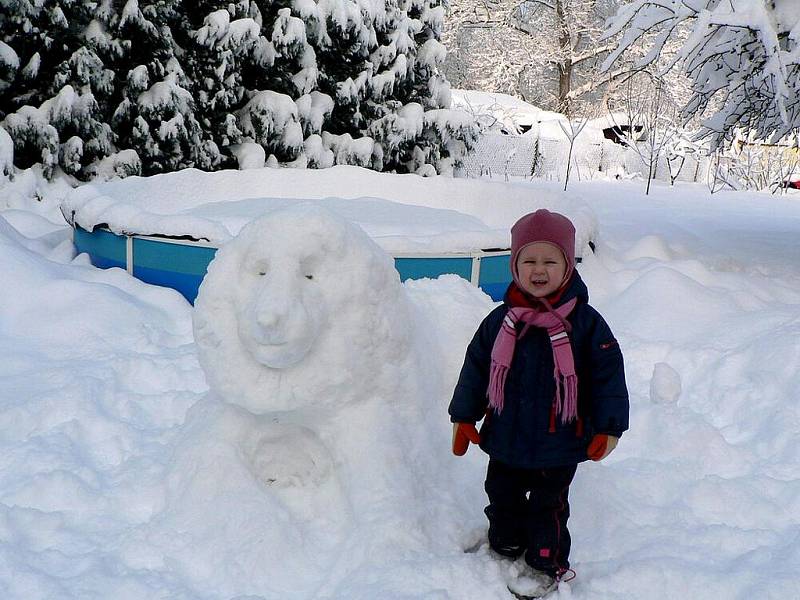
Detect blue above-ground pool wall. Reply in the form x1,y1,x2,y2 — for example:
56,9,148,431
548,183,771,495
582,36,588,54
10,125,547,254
476,253,513,301
132,237,218,304
72,226,513,304
73,227,127,270
394,256,473,282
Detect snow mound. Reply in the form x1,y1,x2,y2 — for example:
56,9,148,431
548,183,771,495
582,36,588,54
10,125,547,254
649,362,681,405
623,234,675,262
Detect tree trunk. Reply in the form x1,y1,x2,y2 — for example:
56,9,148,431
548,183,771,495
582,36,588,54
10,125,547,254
559,60,573,116
556,0,572,116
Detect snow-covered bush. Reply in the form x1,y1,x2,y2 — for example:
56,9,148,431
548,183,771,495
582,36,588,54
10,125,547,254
1,3,117,177
84,149,142,181
705,133,800,194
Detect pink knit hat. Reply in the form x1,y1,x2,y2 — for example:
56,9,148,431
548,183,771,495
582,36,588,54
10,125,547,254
510,209,576,288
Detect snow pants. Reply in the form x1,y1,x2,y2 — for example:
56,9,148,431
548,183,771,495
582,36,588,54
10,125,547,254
484,459,578,576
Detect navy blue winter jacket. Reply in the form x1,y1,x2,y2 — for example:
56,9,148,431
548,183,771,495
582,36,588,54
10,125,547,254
448,272,629,468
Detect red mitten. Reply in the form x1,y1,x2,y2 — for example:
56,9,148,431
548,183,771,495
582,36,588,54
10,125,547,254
452,423,481,456
587,434,619,461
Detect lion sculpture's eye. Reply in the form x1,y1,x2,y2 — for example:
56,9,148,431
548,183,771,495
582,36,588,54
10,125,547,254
305,275,314,280
258,271,266,276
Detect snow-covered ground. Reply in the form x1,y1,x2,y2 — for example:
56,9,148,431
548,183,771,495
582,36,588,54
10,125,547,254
1,169,799,599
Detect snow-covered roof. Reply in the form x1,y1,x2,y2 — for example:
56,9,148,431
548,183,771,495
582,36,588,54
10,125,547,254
450,89,596,141
451,89,546,131
61,165,597,255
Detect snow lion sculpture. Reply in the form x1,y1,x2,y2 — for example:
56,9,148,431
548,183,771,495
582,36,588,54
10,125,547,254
157,205,481,595
192,203,415,414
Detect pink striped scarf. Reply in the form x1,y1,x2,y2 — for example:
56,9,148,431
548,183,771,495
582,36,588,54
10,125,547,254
488,297,579,423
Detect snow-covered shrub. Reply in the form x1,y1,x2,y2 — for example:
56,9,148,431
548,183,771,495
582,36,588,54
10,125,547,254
321,132,379,169
229,142,266,169
0,40,20,90
302,134,334,168
2,106,60,178
1,84,114,178
84,149,142,181
60,136,84,175
238,90,304,161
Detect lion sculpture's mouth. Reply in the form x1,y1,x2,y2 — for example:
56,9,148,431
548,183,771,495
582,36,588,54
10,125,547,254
240,322,320,369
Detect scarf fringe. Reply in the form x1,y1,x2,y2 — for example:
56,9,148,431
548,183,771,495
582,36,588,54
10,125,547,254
555,373,579,424
488,362,509,414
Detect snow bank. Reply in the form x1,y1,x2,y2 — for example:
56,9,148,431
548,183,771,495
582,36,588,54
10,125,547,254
0,164,76,224
0,213,204,598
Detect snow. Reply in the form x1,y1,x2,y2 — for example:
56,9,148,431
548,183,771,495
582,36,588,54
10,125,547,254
85,149,142,181
0,126,13,175
20,51,40,80
449,89,597,145
238,90,300,147
229,142,266,170
138,79,192,114
295,91,335,135
649,362,682,405
3,166,800,598
417,39,447,68
195,9,232,46
60,165,597,254
0,40,19,71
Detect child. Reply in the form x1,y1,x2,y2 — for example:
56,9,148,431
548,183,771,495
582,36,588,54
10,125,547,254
449,209,628,596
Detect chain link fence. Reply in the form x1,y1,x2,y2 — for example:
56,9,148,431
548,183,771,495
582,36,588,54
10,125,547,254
458,131,711,184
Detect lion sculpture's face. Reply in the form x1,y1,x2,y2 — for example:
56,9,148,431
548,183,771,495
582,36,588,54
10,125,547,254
234,237,328,370
193,204,413,414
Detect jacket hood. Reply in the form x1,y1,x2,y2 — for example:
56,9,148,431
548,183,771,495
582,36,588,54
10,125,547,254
556,270,589,307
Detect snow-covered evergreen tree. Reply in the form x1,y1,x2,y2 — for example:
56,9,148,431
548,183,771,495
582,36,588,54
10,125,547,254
107,0,221,174
176,2,268,166
0,0,475,179
604,0,800,147
0,0,115,176
232,0,475,173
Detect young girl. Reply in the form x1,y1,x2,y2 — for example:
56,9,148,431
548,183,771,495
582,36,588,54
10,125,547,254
449,209,629,597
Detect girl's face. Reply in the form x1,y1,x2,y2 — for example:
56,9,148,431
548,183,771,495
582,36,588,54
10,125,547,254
515,242,567,298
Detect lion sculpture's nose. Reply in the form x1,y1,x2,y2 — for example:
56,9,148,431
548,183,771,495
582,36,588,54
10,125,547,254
254,271,298,340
